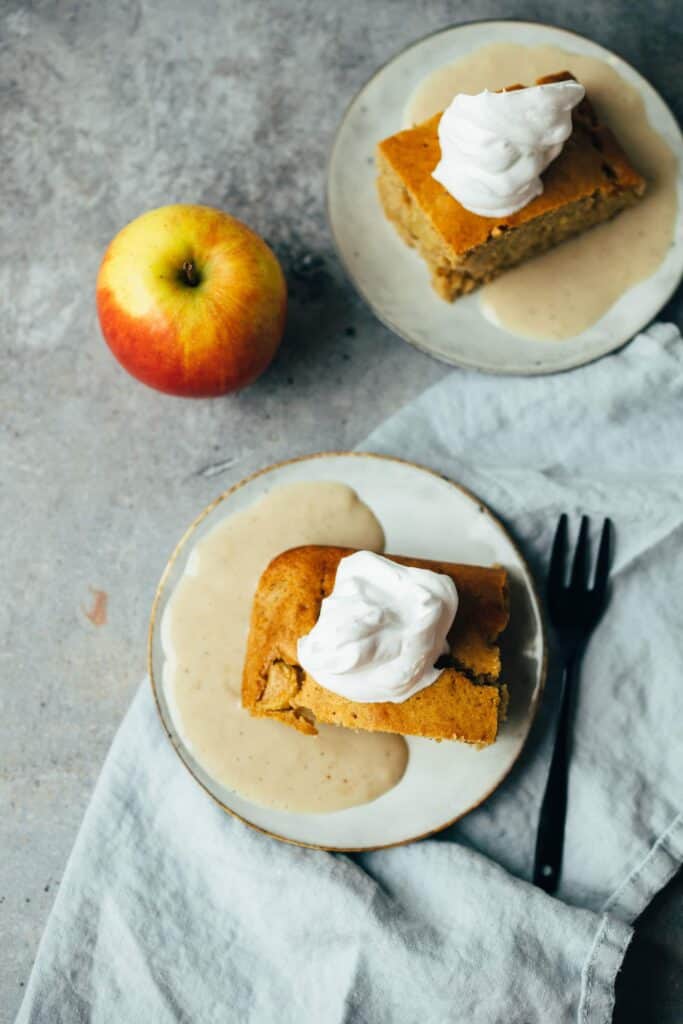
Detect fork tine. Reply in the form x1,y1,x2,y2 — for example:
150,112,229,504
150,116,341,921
592,518,612,598
569,515,590,590
547,514,568,595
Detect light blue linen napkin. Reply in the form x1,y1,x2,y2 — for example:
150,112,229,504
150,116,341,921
17,324,683,1024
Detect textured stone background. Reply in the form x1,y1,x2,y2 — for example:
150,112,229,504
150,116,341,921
2,1,681,1021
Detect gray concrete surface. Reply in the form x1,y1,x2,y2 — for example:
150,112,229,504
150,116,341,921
2,2,681,1021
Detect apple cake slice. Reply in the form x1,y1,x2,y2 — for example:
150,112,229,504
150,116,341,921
376,71,645,300
242,545,509,746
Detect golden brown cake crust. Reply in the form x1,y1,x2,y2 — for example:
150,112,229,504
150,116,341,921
242,545,509,746
376,71,646,299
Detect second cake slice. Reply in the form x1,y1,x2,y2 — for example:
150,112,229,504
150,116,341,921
377,71,645,301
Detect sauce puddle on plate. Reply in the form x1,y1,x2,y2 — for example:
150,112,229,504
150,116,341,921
406,42,678,341
162,481,409,814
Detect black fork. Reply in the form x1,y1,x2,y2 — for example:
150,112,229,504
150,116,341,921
533,515,613,894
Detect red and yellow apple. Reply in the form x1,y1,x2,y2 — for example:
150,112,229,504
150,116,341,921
96,204,287,397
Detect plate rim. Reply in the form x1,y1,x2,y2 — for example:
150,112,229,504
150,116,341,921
148,450,549,852
325,18,683,376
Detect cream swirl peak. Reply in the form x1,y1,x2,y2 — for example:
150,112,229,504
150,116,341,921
297,551,458,704
432,80,585,218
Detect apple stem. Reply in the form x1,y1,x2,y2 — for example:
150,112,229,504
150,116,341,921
182,260,199,287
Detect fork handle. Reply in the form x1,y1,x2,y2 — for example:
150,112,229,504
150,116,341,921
533,654,578,894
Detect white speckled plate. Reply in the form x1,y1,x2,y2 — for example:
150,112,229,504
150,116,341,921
149,453,546,851
327,21,683,375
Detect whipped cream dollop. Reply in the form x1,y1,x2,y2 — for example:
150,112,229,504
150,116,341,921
432,80,585,218
297,551,458,704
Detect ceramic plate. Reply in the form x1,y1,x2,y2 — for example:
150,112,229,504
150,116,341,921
327,21,683,375
149,453,546,851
